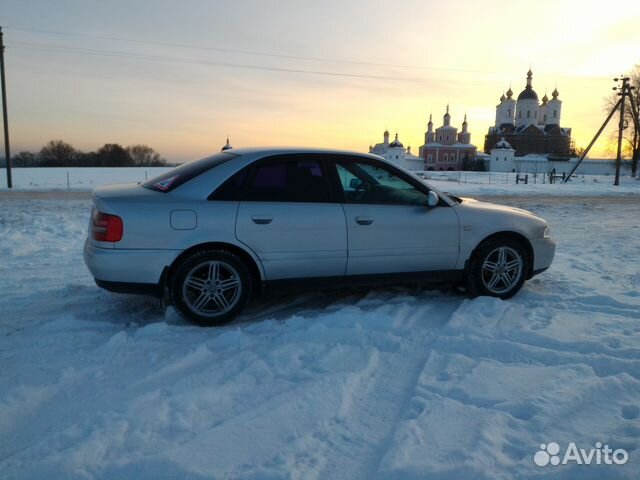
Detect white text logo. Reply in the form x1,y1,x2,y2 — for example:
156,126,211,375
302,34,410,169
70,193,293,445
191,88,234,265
534,442,628,467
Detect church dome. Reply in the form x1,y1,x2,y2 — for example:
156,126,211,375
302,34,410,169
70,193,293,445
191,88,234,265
517,69,539,101
221,137,232,151
494,137,512,149
517,87,539,101
388,133,404,148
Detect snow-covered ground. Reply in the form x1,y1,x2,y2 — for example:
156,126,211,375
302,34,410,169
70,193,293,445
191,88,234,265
0,167,173,190
1,191,639,479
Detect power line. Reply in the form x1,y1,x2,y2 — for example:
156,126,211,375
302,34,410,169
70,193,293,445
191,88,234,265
6,41,452,85
4,25,486,74
4,27,612,88
5,40,611,90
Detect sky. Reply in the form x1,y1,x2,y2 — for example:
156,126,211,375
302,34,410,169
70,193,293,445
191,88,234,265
1,0,640,162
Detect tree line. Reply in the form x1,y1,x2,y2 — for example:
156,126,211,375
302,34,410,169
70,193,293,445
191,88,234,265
1,140,172,168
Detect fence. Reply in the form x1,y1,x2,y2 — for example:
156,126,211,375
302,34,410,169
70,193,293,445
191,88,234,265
0,167,173,190
415,170,605,185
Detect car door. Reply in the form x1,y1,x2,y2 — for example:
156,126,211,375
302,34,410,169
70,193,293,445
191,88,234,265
329,156,460,276
235,154,348,280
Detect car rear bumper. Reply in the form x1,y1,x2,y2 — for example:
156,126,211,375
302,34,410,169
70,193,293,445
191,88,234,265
84,239,179,286
530,237,556,276
95,279,163,297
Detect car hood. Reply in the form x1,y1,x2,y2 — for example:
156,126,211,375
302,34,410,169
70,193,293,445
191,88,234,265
453,196,548,241
458,197,536,217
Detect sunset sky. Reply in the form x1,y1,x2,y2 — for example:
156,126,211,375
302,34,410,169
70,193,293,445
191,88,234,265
2,0,640,162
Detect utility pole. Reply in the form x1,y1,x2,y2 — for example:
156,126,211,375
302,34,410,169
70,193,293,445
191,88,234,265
626,83,640,178
0,26,11,189
564,76,638,184
614,77,629,186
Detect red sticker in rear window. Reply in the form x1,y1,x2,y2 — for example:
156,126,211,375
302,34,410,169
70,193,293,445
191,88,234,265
153,175,179,191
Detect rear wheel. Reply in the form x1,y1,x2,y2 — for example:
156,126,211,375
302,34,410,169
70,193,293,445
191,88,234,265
467,238,528,299
170,250,252,326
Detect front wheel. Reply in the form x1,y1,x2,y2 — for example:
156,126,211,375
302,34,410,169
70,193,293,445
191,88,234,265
170,250,252,326
467,238,528,299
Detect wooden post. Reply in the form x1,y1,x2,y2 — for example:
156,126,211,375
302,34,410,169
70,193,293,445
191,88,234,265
0,27,11,188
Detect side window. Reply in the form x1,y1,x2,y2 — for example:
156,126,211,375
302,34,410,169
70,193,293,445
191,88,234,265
209,167,249,200
243,158,330,203
335,161,429,206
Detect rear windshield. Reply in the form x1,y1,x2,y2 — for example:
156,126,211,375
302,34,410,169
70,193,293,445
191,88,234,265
142,152,238,192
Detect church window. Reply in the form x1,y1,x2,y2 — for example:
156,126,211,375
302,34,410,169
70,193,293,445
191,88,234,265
527,111,531,118
544,114,547,122
507,109,511,116
518,111,522,118
443,154,448,162
553,109,557,118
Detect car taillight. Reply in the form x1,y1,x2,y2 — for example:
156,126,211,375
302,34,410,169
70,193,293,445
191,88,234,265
92,211,123,242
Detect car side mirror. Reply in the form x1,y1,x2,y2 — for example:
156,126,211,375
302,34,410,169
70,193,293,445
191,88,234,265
427,191,439,208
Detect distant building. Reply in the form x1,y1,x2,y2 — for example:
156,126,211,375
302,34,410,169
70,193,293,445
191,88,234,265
484,69,573,156
221,137,233,151
488,137,631,175
369,131,424,170
418,106,477,171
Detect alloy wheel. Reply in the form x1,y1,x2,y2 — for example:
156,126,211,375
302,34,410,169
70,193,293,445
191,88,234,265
182,260,242,317
481,246,524,295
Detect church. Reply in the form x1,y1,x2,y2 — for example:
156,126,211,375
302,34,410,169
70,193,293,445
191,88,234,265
369,130,424,170
418,106,477,171
484,69,573,157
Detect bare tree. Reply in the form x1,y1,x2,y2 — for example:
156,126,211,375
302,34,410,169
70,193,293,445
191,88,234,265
39,140,77,167
605,64,640,176
96,144,132,167
126,144,166,166
12,151,38,167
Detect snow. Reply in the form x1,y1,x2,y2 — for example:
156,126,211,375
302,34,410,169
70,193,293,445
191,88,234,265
0,167,173,190
1,192,639,479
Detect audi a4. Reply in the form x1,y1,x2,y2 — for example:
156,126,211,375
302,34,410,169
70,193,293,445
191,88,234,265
84,148,555,326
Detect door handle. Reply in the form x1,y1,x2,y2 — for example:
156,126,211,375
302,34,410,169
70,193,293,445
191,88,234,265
355,216,374,226
251,215,273,225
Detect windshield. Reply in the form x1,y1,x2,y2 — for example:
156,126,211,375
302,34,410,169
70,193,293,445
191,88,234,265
142,151,238,192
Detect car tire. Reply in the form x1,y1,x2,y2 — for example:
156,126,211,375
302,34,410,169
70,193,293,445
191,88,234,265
170,249,252,326
466,237,528,299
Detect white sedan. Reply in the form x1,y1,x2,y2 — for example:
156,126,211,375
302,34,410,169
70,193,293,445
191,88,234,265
84,148,555,326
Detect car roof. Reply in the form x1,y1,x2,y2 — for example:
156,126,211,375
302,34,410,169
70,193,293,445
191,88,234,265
221,146,384,160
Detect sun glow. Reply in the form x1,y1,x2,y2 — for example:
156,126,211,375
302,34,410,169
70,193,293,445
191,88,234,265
2,0,639,162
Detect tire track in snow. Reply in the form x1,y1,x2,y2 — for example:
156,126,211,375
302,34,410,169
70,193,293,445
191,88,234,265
280,296,462,480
